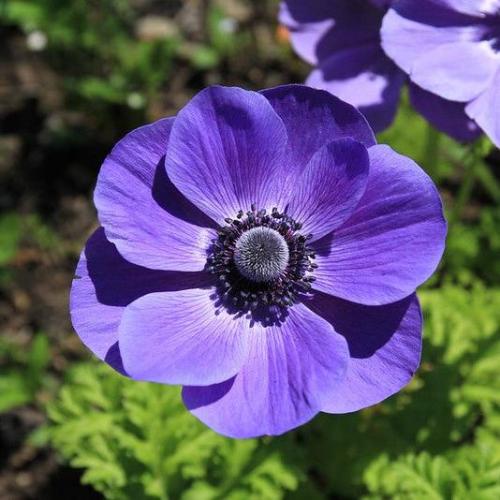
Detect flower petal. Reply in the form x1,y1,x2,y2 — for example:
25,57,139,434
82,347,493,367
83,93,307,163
306,44,405,132
306,292,422,413
182,303,349,438
428,0,500,16
70,228,209,373
410,41,498,102
382,2,490,88
281,0,384,65
94,117,216,271
119,288,251,386
312,145,446,305
382,0,489,57
410,83,482,143
279,1,335,65
465,69,500,148
261,85,375,179
165,86,288,224
286,138,369,241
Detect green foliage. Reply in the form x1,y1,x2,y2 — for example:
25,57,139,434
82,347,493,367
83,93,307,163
444,206,500,285
420,285,500,425
0,212,59,285
0,333,52,411
2,0,179,108
0,213,23,266
0,212,58,263
378,93,457,182
364,434,500,499
205,6,251,66
47,363,301,500
1,1,251,110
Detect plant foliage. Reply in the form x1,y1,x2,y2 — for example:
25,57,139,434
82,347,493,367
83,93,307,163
0,333,52,412
48,363,301,500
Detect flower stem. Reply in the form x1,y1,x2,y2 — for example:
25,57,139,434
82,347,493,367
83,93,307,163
423,125,441,177
450,146,480,224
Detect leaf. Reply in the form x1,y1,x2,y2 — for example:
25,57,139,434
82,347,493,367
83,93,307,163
48,363,300,500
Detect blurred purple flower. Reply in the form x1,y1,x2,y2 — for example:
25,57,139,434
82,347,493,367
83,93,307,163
71,85,446,438
382,0,500,147
281,0,482,141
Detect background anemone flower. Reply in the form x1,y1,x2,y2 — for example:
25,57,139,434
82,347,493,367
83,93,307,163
70,84,446,438
280,0,482,142
382,0,500,147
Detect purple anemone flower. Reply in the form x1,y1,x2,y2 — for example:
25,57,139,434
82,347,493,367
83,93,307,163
280,0,482,142
382,0,500,147
71,84,446,438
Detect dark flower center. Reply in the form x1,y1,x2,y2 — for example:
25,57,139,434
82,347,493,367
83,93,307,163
206,205,317,312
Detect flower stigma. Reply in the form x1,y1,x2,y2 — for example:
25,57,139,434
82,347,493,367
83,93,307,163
234,226,289,282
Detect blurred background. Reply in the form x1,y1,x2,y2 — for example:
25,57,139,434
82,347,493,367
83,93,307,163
1,1,499,499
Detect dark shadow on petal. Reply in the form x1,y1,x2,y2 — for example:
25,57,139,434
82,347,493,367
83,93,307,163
182,377,236,410
104,341,127,375
392,0,479,27
305,291,414,358
285,0,384,61
217,103,253,129
85,228,214,307
409,83,482,142
313,46,405,132
311,231,334,256
153,157,218,230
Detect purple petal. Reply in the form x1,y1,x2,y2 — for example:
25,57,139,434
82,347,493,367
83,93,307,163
94,118,216,271
279,1,335,65
428,0,500,16
382,0,488,61
381,0,492,73
70,228,209,373
281,0,384,65
312,145,446,305
286,138,369,241
165,86,288,224
306,292,422,413
382,1,491,97
119,288,251,386
261,85,376,176
410,41,498,102
182,303,349,438
306,44,405,132
410,83,482,143
466,69,500,148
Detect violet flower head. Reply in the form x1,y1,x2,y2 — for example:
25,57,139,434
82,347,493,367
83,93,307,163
71,85,446,438
382,0,500,147
281,0,483,142
280,0,404,132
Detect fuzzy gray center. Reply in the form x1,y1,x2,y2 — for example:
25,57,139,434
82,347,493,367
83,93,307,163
234,227,289,283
